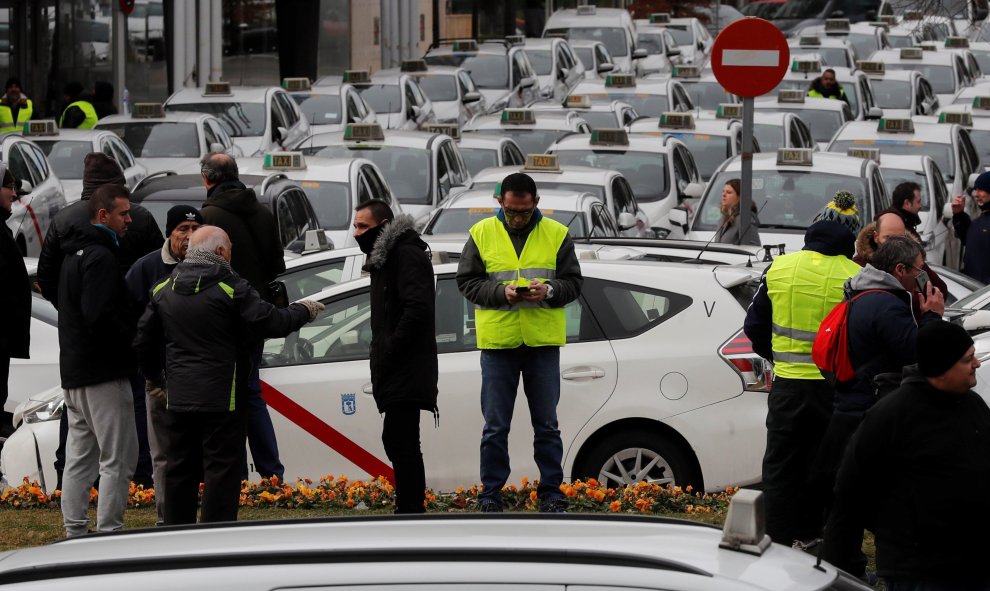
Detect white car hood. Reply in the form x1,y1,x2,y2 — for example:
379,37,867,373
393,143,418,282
232,136,265,157
431,101,463,123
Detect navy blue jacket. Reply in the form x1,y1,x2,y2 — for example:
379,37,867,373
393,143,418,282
954,210,990,283
125,242,179,311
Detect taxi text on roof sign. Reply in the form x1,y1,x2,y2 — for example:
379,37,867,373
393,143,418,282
426,123,461,139
903,9,922,20
131,103,165,118
452,39,478,52
672,65,701,78
565,95,591,108
974,96,990,110
576,4,596,15
799,36,821,46
400,59,428,73
945,36,970,48
777,89,806,103
23,120,57,136
920,42,937,52
857,60,885,75
524,153,561,172
343,70,371,85
777,148,813,166
605,74,635,88
846,147,880,162
264,152,306,170
824,18,850,33
899,47,923,59
791,59,820,74
940,112,973,126
501,109,536,125
659,112,695,129
204,81,232,96
877,118,914,133
505,35,525,46
282,77,311,92
590,128,629,146
716,103,742,119
649,12,671,23
344,122,385,141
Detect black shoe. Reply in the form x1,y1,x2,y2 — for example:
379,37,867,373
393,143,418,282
539,498,567,513
479,500,503,513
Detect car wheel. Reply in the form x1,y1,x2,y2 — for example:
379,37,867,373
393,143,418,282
580,429,701,489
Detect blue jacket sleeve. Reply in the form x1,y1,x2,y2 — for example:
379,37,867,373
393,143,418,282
743,273,773,362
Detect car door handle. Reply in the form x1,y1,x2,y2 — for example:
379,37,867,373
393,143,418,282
361,383,373,395
561,367,605,380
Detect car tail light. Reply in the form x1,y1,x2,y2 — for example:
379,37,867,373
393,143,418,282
719,329,773,393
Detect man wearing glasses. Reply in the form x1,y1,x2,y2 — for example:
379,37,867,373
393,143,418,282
807,68,849,105
456,172,583,513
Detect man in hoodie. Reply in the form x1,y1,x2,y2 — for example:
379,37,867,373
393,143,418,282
806,68,849,105
134,226,324,525
353,199,438,514
823,321,990,588
0,164,28,437
58,184,138,537
457,172,584,514
125,205,203,523
198,152,287,482
951,170,990,283
743,202,861,547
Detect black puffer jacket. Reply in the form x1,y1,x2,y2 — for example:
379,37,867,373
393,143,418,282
200,181,285,302
134,254,309,413
57,224,137,388
366,215,438,414
37,197,163,306
0,208,30,359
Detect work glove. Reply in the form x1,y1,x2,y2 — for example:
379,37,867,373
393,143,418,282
297,299,326,322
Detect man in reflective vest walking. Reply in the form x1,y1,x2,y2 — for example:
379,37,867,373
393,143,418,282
60,82,98,129
457,172,583,513
0,78,32,133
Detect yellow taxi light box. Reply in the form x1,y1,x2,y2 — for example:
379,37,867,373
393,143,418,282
877,118,914,133
940,112,973,126
973,96,990,110
903,9,922,20
945,37,970,48
605,74,635,88
777,148,813,166
716,103,742,119
204,82,232,96
577,5,596,15
132,103,165,118
590,129,629,146
343,70,371,85
345,123,385,141
452,39,478,52
659,112,694,129
825,18,850,32
264,152,305,170
672,65,701,78
426,123,461,139
400,60,428,73
565,95,591,108
524,154,561,172
846,147,880,162
900,48,923,59
23,120,57,136
791,59,820,73
505,35,525,46
857,60,885,75
649,12,671,23
501,109,536,124
282,78,311,92
778,89,806,103
799,36,821,46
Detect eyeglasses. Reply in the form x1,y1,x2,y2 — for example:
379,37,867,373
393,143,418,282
503,206,535,219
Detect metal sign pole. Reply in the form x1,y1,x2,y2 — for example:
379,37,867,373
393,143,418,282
738,96,753,244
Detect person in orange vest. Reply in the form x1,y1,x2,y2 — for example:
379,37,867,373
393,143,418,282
60,82,98,129
0,77,33,133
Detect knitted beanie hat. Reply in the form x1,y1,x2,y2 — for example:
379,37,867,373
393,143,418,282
812,191,861,235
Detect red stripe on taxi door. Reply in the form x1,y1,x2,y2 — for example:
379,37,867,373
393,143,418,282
261,381,395,484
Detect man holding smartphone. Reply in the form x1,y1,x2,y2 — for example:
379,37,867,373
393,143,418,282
457,172,583,513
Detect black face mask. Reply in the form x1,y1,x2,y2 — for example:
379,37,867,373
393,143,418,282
356,222,386,254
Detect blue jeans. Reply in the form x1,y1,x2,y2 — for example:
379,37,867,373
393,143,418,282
479,346,563,503
242,341,284,481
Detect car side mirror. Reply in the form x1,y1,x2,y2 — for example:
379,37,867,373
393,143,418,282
597,62,615,74
304,229,332,252
632,48,648,60
617,212,637,231
463,91,482,104
558,67,568,80
541,87,555,99
17,179,32,196
275,126,287,143
667,47,682,57
520,76,536,89
866,106,882,120
668,207,689,232
683,182,704,199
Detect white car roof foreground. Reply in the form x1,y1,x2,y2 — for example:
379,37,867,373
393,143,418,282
627,117,739,137
295,129,442,151
572,78,673,96
719,151,872,175
869,49,958,66
466,112,586,131
753,96,850,113
166,86,273,105
549,131,672,152
97,111,216,126
23,128,116,142
547,7,632,26
456,135,514,150
831,119,956,143
877,153,932,170
472,164,617,185
237,155,363,180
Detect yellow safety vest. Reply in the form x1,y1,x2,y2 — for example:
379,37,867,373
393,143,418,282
59,100,98,129
807,86,846,100
0,99,32,133
766,249,861,379
470,215,569,349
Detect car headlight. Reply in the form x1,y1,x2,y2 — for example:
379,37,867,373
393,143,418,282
16,389,65,426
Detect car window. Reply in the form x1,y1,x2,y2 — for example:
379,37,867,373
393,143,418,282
262,289,373,366
346,91,366,122
101,122,202,158
404,81,420,118
275,192,304,248
435,145,452,201
502,143,524,166
281,259,349,302
960,130,981,175
511,52,526,87
457,70,478,94
202,120,220,153
581,277,691,339
610,177,636,216
110,137,136,169
294,92,343,125
361,165,392,205
35,140,90,180
23,142,50,182
7,143,40,187
274,91,299,126
356,174,373,204
209,119,235,149
589,202,617,237
931,161,948,213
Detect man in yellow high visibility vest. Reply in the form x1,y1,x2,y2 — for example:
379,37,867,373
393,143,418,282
0,77,33,133
743,193,861,547
59,82,98,129
457,172,583,513
807,68,849,106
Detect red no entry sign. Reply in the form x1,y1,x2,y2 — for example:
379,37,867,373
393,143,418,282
711,17,789,98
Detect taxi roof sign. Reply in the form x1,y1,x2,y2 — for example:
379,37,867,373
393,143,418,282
343,70,371,85
649,12,671,23
23,120,58,136
263,151,306,171
505,35,525,46
452,39,478,52
857,60,885,75
879,15,898,25
565,95,591,108
899,47,923,59
945,36,970,48
846,147,880,162
824,18,850,33
523,154,561,172
203,81,232,96
400,59,429,72
282,77,311,92
777,148,814,166
605,73,636,88
545,30,569,38
501,109,536,125
716,103,743,119
903,9,922,20
344,122,385,141
919,42,937,51
791,59,821,74
131,103,166,118
973,96,990,110
672,65,701,78
590,128,629,146
865,21,890,31
799,36,821,46
426,123,461,139
939,111,973,126
877,118,914,133
658,112,695,129
777,89,806,103
576,5,596,15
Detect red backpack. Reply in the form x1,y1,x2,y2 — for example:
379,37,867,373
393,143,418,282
812,290,890,382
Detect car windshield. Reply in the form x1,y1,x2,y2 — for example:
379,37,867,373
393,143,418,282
777,108,844,143
35,140,93,179
548,27,628,57
424,54,508,89
586,93,669,117
870,80,913,110
847,33,879,59
816,47,850,68
466,129,571,156
291,93,342,125
553,150,668,202
694,170,870,231
428,207,587,236
683,81,735,111
164,102,266,137
753,123,784,151
968,130,990,164
573,47,594,69
829,139,954,181
973,51,990,73
299,145,432,204
474,180,605,202
576,110,621,129
663,132,732,179
664,26,693,45
299,180,352,230
525,50,554,75
887,34,916,49
98,122,200,157
458,147,499,176
880,168,931,211
636,33,665,55
886,64,955,94
416,75,459,101
354,85,402,113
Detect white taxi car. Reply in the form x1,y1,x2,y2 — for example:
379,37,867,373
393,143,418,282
163,82,310,156
927,109,990,165
448,130,526,177
322,69,436,131
423,39,541,111
869,47,973,104
629,110,748,181
630,24,680,75
238,151,402,250
794,20,891,61
398,62,487,125
567,38,617,79
754,89,855,149
663,16,714,64
96,104,242,175
773,62,884,123
669,65,740,113
534,95,640,130
946,81,990,108
520,36,586,102
751,111,817,152
2,132,68,256
462,108,591,156
23,122,147,200
858,63,940,117
292,123,471,227
285,77,377,135
544,5,645,75
788,34,856,68
689,148,891,253
568,74,695,118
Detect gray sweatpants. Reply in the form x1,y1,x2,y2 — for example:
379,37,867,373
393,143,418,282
61,378,138,537
147,391,168,525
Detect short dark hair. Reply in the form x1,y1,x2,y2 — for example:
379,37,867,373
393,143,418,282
823,68,837,77
892,181,922,210
64,81,83,99
5,77,21,91
499,172,537,201
355,199,394,224
200,152,239,185
872,235,922,274
89,184,130,221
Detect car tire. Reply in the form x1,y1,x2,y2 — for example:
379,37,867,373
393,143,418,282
578,429,702,490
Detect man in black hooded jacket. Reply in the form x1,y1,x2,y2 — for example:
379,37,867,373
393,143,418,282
0,164,28,437
354,199,438,513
